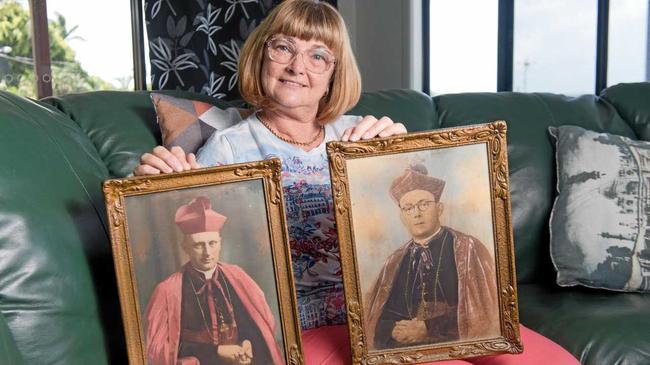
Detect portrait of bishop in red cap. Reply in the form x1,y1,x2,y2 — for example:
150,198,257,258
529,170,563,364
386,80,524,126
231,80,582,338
144,196,283,365
364,164,500,351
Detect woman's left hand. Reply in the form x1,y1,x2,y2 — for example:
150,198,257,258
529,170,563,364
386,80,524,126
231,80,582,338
341,115,407,142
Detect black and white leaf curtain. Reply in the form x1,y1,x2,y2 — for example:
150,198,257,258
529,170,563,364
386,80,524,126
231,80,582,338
144,0,282,100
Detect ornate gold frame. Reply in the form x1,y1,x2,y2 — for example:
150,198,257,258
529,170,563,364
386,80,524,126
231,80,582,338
327,122,522,364
103,158,304,365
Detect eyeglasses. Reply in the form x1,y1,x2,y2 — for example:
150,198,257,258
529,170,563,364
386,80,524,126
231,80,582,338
400,200,436,215
265,36,336,74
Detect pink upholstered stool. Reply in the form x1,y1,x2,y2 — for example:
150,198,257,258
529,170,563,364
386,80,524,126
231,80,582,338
301,324,579,365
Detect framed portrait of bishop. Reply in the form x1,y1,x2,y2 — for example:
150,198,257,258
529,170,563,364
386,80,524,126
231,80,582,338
327,122,522,363
103,159,303,365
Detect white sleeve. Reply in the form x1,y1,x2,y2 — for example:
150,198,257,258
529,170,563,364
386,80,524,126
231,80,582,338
196,131,235,167
329,115,363,139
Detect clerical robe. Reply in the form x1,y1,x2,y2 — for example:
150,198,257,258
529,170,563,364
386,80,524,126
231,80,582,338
373,227,459,349
146,263,283,365
365,227,499,350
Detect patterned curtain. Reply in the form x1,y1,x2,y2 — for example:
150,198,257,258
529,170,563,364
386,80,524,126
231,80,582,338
144,0,282,100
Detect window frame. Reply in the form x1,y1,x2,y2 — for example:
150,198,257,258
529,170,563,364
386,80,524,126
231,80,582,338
423,0,617,95
28,0,342,98
27,0,147,98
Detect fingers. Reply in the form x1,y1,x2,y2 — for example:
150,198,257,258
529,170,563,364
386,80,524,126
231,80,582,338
361,116,393,139
392,320,421,343
133,164,161,176
394,321,410,330
378,122,407,137
187,153,201,169
238,341,253,365
348,115,378,141
392,321,407,337
151,146,184,172
170,146,190,170
139,151,173,174
135,146,202,177
341,116,408,142
241,340,252,356
392,326,407,342
341,127,353,142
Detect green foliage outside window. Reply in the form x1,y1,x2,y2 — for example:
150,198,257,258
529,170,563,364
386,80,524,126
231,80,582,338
0,0,118,98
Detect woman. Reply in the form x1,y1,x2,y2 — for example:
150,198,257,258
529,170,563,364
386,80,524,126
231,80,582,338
136,0,405,331
136,1,580,364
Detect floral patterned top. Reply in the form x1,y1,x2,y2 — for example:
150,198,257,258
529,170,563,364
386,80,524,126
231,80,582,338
197,113,361,329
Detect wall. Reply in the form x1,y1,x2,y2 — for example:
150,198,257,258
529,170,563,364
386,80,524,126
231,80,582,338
338,0,422,92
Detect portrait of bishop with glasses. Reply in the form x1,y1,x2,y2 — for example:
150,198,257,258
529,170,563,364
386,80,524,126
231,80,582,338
364,164,500,350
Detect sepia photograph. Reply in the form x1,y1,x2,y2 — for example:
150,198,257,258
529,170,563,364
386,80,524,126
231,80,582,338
328,122,522,363
103,159,303,365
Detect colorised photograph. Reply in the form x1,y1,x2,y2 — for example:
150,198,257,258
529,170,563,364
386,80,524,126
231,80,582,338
103,160,303,365
328,122,522,363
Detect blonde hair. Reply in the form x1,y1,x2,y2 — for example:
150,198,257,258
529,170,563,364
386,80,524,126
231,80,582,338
238,0,361,124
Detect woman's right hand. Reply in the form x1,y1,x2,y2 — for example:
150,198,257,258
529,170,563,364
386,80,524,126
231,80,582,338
133,146,201,176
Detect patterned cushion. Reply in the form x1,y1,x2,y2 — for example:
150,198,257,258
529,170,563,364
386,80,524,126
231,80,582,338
549,125,650,292
150,93,243,153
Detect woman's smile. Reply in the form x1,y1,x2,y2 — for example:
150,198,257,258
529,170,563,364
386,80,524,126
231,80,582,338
279,78,307,87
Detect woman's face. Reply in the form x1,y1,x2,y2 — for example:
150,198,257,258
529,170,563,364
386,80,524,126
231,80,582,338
261,35,335,115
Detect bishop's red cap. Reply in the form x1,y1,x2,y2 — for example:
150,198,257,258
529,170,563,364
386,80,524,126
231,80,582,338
174,196,227,234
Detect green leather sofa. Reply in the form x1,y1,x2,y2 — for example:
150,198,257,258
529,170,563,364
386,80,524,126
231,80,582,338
0,83,648,365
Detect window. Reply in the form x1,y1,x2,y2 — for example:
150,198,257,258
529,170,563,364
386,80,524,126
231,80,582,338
428,0,499,94
513,0,597,94
46,0,135,96
0,0,146,98
608,0,649,86
426,0,650,95
0,0,35,98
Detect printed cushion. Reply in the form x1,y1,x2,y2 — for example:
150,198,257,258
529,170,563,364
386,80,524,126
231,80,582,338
549,125,650,292
150,93,243,153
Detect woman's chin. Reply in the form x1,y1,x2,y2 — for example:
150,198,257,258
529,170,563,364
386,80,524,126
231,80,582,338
270,96,319,111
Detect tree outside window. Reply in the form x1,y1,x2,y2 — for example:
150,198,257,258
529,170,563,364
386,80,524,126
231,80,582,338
0,0,132,98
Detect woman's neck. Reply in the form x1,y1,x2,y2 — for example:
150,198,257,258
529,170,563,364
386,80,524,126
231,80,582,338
258,109,324,151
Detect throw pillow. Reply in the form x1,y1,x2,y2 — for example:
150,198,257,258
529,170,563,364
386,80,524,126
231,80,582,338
150,93,244,154
549,125,650,292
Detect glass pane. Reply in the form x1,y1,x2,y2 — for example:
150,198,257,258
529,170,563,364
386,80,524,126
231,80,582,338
513,0,597,95
608,0,649,86
47,0,134,95
429,0,498,95
0,0,36,98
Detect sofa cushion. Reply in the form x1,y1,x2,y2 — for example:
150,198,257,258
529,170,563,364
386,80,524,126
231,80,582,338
518,283,650,365
0,91,119,364
601,82,650,140
43,90,234,178
348,88,439,132
549,125,650,292
44,89,437,178
433,92,636,284
471,325,579,365
150,93,243,153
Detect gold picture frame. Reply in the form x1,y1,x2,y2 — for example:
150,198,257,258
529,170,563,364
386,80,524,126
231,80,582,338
103,158,304,365
327,122,522,363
